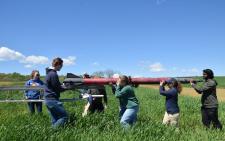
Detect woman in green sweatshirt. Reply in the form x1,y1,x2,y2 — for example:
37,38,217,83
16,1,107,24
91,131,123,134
115,75,139,129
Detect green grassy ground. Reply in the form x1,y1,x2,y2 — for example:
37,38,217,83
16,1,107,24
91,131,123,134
0,81,26,86
214,76,225,88
1,87,225,141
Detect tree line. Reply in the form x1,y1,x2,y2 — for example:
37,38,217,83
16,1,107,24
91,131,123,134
0,69,120,82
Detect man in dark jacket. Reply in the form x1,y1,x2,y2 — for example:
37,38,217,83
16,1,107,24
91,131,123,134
44,57,68,129
190,69,222,130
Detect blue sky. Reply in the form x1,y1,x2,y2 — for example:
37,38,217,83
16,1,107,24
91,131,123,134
0,0,224,77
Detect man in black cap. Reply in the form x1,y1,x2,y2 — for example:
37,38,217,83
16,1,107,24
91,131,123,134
190,69,222,130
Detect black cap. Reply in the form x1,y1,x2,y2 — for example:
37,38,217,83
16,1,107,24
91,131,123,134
166,78,177,84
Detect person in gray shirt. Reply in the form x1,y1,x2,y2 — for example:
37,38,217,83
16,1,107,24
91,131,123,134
190,69,222,130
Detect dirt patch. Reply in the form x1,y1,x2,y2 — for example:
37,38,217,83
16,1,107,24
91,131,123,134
141,85,225,102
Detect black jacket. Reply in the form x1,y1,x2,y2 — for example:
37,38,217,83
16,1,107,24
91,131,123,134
44,68,65,100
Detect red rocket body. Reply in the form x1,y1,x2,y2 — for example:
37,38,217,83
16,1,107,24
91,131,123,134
82,77,170,85
63,74,199,88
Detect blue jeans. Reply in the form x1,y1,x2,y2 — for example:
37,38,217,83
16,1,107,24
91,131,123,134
45,100,68,129
27,102,42,114
119,106,139,129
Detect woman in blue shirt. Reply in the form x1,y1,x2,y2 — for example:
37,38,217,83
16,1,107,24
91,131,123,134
25,70,44,114
159,78,182,127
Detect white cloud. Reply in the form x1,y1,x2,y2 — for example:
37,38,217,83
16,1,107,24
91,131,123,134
24,64,33,68
0,47,77,68
133,75,144,78
190,68,199,73
156,0,167,5
22,55,49,65
171,67,178,71
0,47,25,61
181,68,199,73
139,60,200,76
63,56,76,66
0,47,49,65
92,62,100,66
0,47,50,68
149,62,165,72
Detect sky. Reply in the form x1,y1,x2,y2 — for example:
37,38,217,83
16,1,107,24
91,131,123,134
0,0,224,77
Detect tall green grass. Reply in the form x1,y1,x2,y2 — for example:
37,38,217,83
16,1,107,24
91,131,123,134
0,87,225,141
215,76,225,88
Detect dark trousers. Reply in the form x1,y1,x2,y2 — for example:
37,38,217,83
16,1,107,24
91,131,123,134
201,107,222,130
89,102,104,113
28,102,42,114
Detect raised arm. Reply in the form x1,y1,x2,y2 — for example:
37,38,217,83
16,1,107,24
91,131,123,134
191,81,216,94
115,86,130,98
159,86,177,97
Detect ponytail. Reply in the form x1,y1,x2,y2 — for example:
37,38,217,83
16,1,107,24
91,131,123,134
177,82,182,94
170,79,182,94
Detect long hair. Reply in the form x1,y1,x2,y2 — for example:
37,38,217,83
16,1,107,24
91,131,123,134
203,69,218,85
169,79,182,93
203,69,214,79
31,70,40,79
119,75,130,85
176,82,183,94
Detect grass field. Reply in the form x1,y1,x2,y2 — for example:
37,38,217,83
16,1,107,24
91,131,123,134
1,86,225,141
214,76,225,88
0,81,26,86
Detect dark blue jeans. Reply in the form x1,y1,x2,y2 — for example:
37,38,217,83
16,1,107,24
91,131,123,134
27,102,42,114
45,99,68,129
